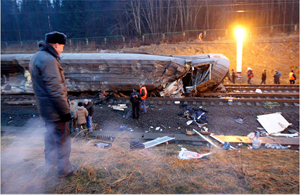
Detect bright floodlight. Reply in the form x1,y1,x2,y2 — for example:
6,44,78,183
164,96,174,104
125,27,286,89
235,27,245,72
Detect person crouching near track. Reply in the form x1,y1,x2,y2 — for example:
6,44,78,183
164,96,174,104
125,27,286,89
75,102,88,136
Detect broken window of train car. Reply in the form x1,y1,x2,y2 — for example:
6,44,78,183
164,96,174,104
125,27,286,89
182,64,211,93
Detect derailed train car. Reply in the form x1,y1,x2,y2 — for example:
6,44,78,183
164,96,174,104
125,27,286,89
1,52,229,97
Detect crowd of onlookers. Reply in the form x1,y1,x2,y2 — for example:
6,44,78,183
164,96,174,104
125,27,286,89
230,68,297,84
69,98,94,136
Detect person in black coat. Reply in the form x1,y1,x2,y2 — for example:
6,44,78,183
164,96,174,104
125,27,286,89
130,89,141,119
231,69,236,84
83,99,94,133
261,70,267,84
273,71,280,84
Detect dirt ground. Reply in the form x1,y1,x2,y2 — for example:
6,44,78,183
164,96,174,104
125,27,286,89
124,34,299,85
1,100,299,137
1,34,299,136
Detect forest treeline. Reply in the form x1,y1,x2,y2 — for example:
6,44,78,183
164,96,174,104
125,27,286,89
1,0,299,42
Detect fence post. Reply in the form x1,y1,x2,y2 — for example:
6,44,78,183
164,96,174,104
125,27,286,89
142,35,144,43
86,38,88,45
104,37,107,45
203,31,206,38
225,29,228,37
162,33,165,40
69,39,72,46
294,24,298,32
183,32,185,40
21,41,23,47
123,36,125,43
271,26,273,33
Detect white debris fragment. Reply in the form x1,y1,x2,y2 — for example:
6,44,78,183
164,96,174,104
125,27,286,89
186,120,193,126
155,127,160,131
178,148,213,160
255,89,262,93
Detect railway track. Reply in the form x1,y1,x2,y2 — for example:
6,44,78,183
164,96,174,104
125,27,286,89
1,85,299,106
224,84,299,93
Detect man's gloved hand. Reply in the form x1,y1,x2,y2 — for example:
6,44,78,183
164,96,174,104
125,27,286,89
60,113,71,122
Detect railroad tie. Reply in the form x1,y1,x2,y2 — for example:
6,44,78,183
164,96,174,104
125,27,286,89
210,102,215,106
237,102,242,106
219,102,224,106
166,101,171,105
283,103,290,108
255,102,261,107
246,102,252,107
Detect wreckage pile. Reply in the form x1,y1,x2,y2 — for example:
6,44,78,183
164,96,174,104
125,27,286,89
91,100,299,157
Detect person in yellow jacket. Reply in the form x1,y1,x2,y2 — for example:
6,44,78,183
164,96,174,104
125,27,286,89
139,83,147,113
289,70,296,84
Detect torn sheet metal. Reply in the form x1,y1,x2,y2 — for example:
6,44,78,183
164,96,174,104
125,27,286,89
1,53,229,96
178,147,213,160
143,136,175,148
257,112,291,135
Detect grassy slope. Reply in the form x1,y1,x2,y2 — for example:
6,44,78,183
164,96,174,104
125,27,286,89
1,132,299,194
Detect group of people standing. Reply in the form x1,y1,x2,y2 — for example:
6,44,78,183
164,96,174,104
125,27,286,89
69,98,94,136
231,68,296,85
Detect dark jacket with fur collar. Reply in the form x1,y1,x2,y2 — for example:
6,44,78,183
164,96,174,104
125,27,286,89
29,41,70,122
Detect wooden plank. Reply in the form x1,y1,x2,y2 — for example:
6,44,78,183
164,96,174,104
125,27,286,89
214,135,299,146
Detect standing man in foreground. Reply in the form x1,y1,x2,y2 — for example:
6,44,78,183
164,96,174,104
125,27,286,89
29,31,78,178
139,83,147,114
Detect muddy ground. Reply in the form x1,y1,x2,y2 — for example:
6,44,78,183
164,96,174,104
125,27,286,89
1,100,299,137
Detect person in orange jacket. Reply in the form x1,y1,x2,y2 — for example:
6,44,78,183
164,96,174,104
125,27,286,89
289,70,296,84
139,83,147,113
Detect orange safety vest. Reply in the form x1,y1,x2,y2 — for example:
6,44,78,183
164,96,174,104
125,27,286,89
140,86,147,100
289,72,295,80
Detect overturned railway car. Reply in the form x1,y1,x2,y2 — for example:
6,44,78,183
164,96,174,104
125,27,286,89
1,52,229,97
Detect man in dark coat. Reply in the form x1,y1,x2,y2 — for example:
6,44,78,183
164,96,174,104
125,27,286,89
130,89,141,119
29,31,78,178
273,71,280,84
83,99,94,133
261,70,267,84
231,69,236,84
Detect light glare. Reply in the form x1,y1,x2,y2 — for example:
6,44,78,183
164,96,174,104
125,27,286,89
235,27,245,72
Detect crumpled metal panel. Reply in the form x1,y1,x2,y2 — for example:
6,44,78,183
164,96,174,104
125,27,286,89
60,53,189,92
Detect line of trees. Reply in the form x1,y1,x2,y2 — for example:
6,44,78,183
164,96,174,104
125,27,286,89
1,0,299,42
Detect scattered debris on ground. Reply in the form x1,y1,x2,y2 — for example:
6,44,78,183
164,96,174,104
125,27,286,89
178,147,213,160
